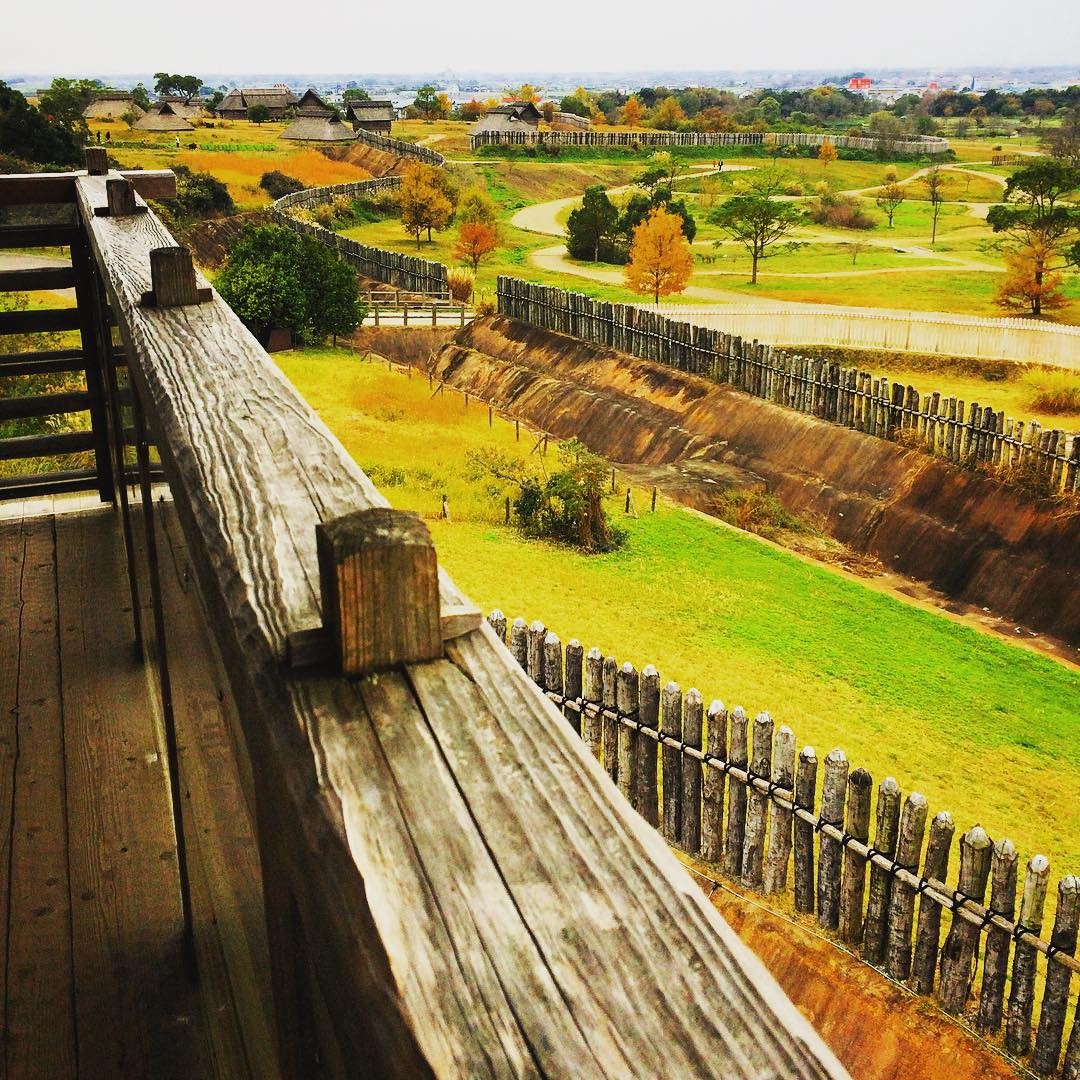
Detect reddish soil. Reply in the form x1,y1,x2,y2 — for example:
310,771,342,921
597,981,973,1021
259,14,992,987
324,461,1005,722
423,316,1080,649
682,859,1020,1080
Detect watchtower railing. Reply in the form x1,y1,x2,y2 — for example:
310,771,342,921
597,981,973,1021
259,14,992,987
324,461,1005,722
0,155,851,1077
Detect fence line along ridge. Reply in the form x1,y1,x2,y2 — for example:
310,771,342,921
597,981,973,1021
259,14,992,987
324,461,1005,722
497,277,1079,495
487,611,1080,1080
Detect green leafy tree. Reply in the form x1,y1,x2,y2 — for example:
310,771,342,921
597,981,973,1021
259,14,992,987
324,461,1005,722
457,187,498,227
217,224,364,345
921,164,949,245
247,104,271,124
709,168,803,283
875,181,906,227
1042,106,1080,167
0,81,82,167
986,160,1080,315
621,189,696,244
153,73,203,103
132,83,152,111
37,77,100,138
412,85,441,120
342,88,371,102
163,164,235,219
566,184,620,262
207,89,225,112
259,170,305,199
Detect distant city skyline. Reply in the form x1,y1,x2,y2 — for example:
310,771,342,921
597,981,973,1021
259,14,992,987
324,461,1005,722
4,0,1079,78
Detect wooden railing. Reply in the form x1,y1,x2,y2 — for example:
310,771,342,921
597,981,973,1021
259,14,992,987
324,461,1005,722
0,155,853,1077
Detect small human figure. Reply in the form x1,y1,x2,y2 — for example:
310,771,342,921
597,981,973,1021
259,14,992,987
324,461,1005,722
175,135,180,149
718,159,723,172
95,130,101,143
105,130,111,143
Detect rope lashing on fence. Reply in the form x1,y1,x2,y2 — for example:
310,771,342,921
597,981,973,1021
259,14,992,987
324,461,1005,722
544,685,1080,978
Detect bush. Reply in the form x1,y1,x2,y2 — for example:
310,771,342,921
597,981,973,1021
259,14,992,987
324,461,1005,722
807,191,876,230
1023,370,1080,414
447,267,474,304
166,164,234,219
259,170,305,200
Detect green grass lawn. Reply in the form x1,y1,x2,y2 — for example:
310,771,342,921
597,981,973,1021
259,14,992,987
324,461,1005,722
277,346,1080,878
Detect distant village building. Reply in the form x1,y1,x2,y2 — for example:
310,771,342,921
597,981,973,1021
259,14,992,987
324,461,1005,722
133,102,194,132
280,91,353,142
215,85,299,120
470,101,542,135
847,77,873,93
155,95,207,121
82,91,145,121
344,99,395,134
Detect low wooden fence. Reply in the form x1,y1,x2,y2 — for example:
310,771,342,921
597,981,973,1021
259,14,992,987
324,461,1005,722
353,127,446,166
490,611,1080,1079
551,111,591,130
274,177,449,297
659,306,1080,371
471,129,950,155
497,278,1080,495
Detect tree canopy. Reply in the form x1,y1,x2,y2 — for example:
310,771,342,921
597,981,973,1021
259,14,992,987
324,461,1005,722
153,73,203,103
216,224,364,345
624,206,695,304
709,169,803,283
0,81,83,168
399,161,456,247
566,185,621,263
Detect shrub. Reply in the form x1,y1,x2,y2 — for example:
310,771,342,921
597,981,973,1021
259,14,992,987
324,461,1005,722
259,170,305,200
807,191,876,230
1023,369,1080,414
474,294,497,316
165,164,234,219
447,268,475,304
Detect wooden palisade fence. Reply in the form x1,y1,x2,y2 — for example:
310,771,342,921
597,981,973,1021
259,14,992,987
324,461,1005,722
470,129,950,154
0,154,854,1078
497,278,1080,495
274,176,450,297
352,127,447,166
490,611,1080,1079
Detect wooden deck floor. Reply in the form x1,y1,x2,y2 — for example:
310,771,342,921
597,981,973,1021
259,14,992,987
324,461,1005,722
0,497,277,1079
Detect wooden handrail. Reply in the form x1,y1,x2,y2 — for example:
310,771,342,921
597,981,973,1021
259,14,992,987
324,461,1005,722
70,167,848,1078
0,169,176,206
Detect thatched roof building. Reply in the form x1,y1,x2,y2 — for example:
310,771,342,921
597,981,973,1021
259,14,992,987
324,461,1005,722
279,114,354,142
216,85,299,120
133,102,194,132
83,91,145,120
155,95,207,120
470,101,542,135
294,88,332,116
344,99,395,134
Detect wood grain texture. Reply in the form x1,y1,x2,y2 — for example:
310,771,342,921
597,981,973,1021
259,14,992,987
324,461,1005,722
742,712,773,890
701,701,726,864
912,811,956,996
938,826,993,1015
884,792,928,980
763,726,795,896
839,768,872,946
793,747,818,915
74,177,848,1078
724,707,749,879
817,750,849,931
861,777,901,963
976,839,1018,1034
679,689,703,856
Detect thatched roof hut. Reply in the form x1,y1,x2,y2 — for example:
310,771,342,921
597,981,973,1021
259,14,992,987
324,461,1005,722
279,114,354,142
216,85,299,120
470,102,542,134
83,92,145,120
133,102,195,132
344,99,395,134
294,89,332,116
155,95,207,120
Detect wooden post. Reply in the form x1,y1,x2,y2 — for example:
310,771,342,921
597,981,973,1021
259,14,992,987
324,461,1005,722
679,689,703,856
314,508,442,675
701,701,727,864
85,145,109,175
515,419,520,441
884,792,928,980
488,405,493,426
615,662,639,805
1032,876,1080,1075
624,487,631,515
723,707,749,879
105,176,139,216
440,494,450,520
741,712,773,890
938,825,993,1015
793,746,818,915
582,647,604,762
602,656,619,784
651,487,657,512
563,640,583,736
1064,1008,1080,1080
635,666,660,825
912,811,956,995
1006,854,1053,1054
817,749,849,931
147,246,203,308
509,617,528,670
526,619,546,686
763,725,795,896
486,609,507,643
660,682,682,842
543,629,564,706
976,839,1018,1033
839,767,873,945
861,777,901,964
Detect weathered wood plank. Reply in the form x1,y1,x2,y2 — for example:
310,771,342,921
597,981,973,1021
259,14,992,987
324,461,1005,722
792,746,818,915
1032,876,1080,1075
2,515,78,1078
0,170,176,205
976,839,1018,1034
884,792,928,980
839,768,872,946
938,826,993,1015
679,689,703,856
762,725,795,896
742,712,773,890
912,811,955,995
700,701,726,864
723,707,749,879
861,777,900,964
817,749,849,931
57,509,199,1077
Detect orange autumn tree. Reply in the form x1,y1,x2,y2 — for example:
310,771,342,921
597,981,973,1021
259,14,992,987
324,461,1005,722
399,161,454,249
625,206,694,304
818,140,837,167
994,239,1069,316
619,96,644,127
454,221,498,272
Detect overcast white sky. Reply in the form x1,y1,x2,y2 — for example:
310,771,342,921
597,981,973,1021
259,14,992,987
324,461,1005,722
4,0,1079,77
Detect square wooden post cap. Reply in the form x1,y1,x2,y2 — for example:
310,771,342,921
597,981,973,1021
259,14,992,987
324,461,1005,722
316,508,443,676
